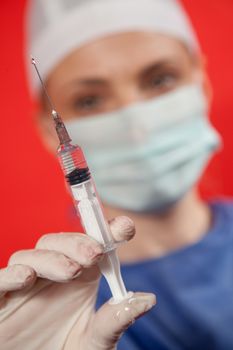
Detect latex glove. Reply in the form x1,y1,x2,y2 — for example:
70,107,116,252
0,216,156,350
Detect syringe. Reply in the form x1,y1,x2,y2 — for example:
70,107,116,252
31,57,128,302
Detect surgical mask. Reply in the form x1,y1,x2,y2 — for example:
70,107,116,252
66,84,221,213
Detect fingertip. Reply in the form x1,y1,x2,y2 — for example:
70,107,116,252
92,292,156,345
56,258,83,282
79,240,104,267
129,292,157,311
4,265,36,291
110,216,135,242
114,292,156,325
19,266,37,289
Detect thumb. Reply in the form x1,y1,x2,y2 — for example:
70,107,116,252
89,292,156,350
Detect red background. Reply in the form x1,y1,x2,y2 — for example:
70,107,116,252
0,0,233,266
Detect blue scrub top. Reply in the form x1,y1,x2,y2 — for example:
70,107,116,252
96,201,233,350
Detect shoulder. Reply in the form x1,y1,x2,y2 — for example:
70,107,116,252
210,198,233,218
210,199,233,236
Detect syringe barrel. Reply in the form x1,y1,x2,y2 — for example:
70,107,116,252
71,179,113,245
71,179,127,300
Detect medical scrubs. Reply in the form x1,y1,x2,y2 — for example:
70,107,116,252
96,201,233,350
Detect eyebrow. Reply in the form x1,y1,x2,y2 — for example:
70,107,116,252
66,78,108,88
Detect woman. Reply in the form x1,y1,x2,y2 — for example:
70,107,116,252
0,0,232,349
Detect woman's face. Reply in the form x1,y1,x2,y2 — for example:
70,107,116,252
42,31,206,122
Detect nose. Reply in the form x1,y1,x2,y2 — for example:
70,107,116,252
113,83,144,110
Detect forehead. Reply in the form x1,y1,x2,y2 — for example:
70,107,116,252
47,32,191,85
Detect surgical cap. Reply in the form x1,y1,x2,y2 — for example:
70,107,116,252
25,0,200,93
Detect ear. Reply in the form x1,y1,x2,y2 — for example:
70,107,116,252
36,111,59,154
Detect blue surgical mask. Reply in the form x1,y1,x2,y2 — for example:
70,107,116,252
66,84,221,213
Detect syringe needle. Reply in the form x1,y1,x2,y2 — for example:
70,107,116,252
31,56,55,113
31,56,71,145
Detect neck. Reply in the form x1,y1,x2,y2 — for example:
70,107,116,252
104,190,212,263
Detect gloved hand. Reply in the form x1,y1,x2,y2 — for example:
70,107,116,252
0,216,156,350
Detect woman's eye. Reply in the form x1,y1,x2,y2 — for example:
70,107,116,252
73,95,103,112
145,73,178,90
